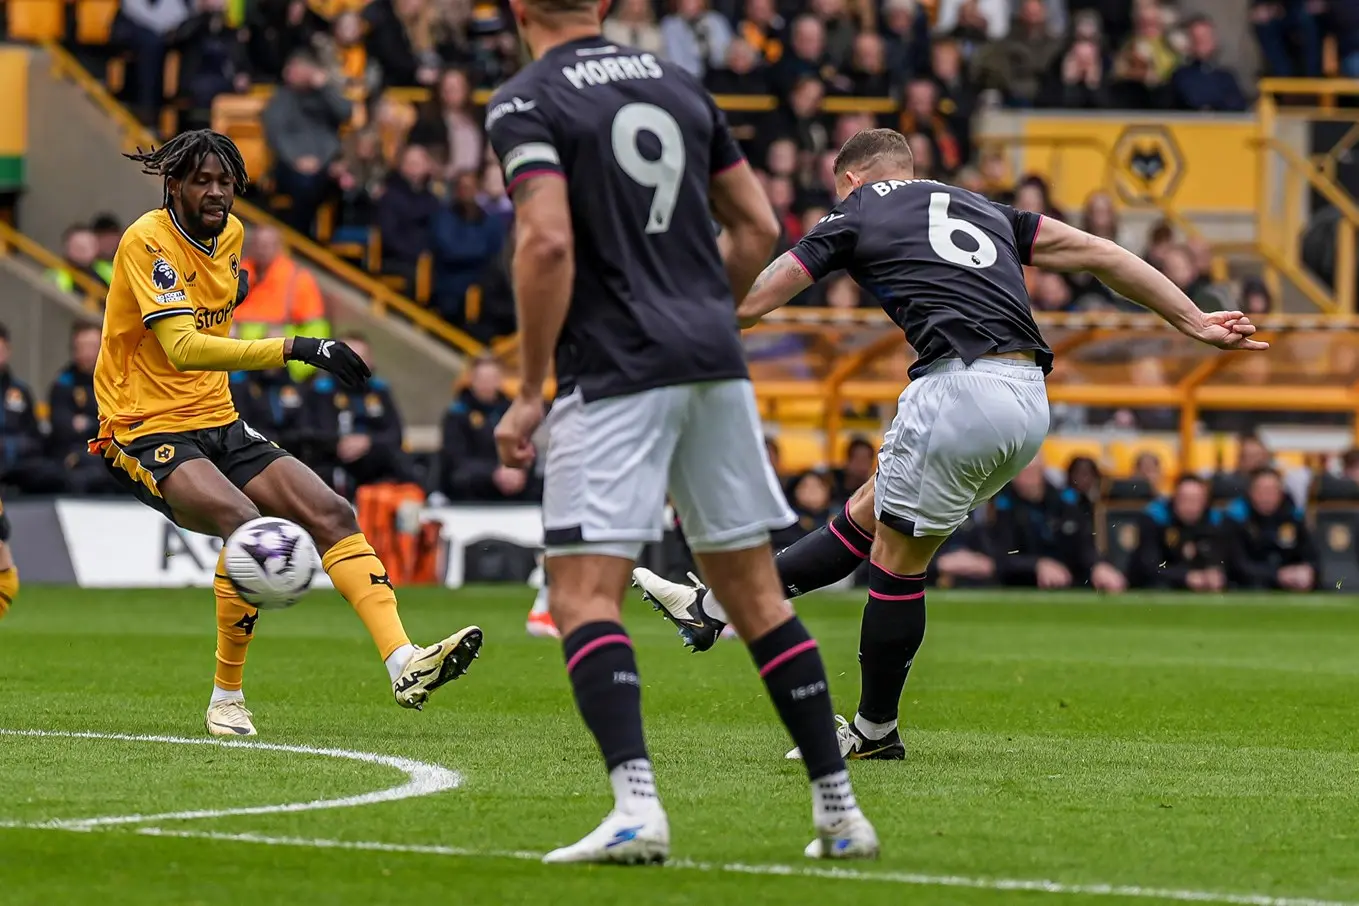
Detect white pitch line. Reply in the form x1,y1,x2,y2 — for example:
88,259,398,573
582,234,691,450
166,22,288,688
127,827,1358,906
0,728,460,828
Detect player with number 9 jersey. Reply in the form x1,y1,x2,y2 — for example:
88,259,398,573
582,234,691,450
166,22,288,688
485,43,749,402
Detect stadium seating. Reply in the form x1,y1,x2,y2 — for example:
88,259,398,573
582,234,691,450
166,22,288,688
6,0,64,42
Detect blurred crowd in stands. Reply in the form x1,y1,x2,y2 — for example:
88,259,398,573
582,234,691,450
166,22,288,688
74,0,1358,340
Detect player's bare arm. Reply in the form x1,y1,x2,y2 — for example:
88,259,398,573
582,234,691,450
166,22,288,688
736,252,814,328
710,161,780,306
1030,218,1268,351
495,173,574,469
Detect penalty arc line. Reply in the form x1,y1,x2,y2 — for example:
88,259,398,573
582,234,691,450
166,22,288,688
122,828,1357,906
1,728,1355,906
0,728,461,829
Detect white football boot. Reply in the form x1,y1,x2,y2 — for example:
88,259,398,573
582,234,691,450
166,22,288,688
632,568,726,652
804,812,881,860
205,699,257,737
542,809,670,865
392,626,483,709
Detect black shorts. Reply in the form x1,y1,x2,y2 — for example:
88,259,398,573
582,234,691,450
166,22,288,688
102,419,290,522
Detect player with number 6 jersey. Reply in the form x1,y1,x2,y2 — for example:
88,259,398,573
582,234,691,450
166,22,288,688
634,128,1269,764
486,0,878,867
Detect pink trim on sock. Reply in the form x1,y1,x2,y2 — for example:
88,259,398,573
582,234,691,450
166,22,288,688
828,519,869,559
868,589,925,601
565,634,631,673
869,561,926,580
759,639,818,678
842,505,874,542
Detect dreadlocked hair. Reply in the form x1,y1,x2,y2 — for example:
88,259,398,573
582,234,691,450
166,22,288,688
124,130,249,207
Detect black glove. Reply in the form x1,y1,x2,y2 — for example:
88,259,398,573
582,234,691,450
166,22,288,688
287,337,371,389
235,269,250,304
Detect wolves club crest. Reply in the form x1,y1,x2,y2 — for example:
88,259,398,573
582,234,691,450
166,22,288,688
230,253,240,278
152,258,178,291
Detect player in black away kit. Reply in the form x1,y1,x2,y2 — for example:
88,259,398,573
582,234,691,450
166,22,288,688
636,128,1267,760
487,0,878,865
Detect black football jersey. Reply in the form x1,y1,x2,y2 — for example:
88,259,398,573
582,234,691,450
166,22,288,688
486,37,749,401
790,179,1054,378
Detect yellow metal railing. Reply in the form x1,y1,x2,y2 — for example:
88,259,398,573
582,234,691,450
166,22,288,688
41,43,486,356
1255,79,1359,316
0,219,106,311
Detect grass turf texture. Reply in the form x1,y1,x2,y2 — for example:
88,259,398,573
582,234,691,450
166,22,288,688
1,585,1357,906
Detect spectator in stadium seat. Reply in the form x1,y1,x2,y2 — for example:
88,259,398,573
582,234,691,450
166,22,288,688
1068,0,1131,48
905,133,936,180
307,333,414,496
0,324,63,495
932,511,996,587
898,79,962,175
846,33,892,97
334,126,388,238
974,0,1062,107
935,0,1010,41
763,76,831,162
376,144,440,290
90,214,123,280
772,469,836,550
734,0,786,66
660,0,734,77
808,0,858,72
167,0,252,130
237,225,331,381
991,461,1128,592
1252,0,1323,78
408,69,486,182
706,39,772,102
439,356,542,502
432,169,506,326
1110,1,1178,109
316,10,384,99
47,225,111,293
230,368,313,462
1240,277,1273,315
880,0,930,82
362,0,441,88
1129,475,1228,591
771,16,836,98
245,0,326,81
112,0,192,124
1212,433,1272,501
263,51,354,235
1039,36,1112,109
48,323,117,495
929,39,976,163
602,0,666,56
832,437,875,502
1171,16,1247,112
1224,468,1319,591
1066,456,1103,504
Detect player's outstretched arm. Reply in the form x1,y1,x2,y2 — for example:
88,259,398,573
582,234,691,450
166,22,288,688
735,252,814,328
710,161,781,306
149,316,371,387
1030,218,1268,351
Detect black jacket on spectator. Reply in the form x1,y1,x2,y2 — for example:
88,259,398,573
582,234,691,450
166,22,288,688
990,483,1099,585
363,0,424,87
1171,61,1247,112
376,172,440,271
48,363,97,463
167,10,249,112
1222,497,1319,589
1128,497,1228,589
307,375,412,494
230,370,313,461
245,0,324,79
440,388,541,501
0,369,62,494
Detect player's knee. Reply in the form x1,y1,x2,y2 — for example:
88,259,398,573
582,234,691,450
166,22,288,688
305,491,361,551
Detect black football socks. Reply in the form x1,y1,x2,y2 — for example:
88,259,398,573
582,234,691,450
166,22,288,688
856,562,927,735
749,617,846,780
702,507,873,624
563,621,660,815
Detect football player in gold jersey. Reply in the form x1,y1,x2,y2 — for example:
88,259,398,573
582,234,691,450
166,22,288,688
92,130,482,737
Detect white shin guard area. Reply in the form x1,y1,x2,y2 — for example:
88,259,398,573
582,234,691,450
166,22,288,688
0,727,1352,906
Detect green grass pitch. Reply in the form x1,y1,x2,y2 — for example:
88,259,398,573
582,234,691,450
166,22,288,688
1,584,1358,906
